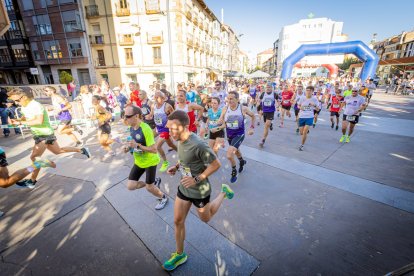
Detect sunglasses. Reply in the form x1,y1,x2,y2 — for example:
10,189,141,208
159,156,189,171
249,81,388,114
124,114,136,119
14,96,24,102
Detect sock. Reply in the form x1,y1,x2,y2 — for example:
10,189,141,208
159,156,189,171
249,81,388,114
238,157,244,163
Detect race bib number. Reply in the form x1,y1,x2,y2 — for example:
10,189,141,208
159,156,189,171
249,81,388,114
264,99,272,107
154,116,162,125
346,115,356,121
226,120,239,129
178,163,192,177
333,104,340,108
209,119,219,127
303,106,312,111
283,100,290,105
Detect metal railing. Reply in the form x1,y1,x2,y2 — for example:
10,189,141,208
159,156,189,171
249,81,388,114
85,5,99,18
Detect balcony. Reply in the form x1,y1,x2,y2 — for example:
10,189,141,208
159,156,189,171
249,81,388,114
95,58,106,67
116,4,130,16
153,57,162,64
192,14,198,24
194,38,200,49
85,5,99,18
90,35,104,45
126,58,134,65
147,32,163,44
119,34,134,46
185,5,192,20
186,34,193,46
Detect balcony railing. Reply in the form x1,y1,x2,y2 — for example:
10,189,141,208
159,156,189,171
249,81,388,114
126,58,134,65
147,32,163,44
186,34,193,46
90,35,104,45
95,58,106,67
185,5,192,20
85,5,99,18
116,4,130,16
119,34,134,45
153,57,162,64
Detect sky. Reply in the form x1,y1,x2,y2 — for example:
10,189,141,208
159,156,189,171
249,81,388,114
205,0,414,59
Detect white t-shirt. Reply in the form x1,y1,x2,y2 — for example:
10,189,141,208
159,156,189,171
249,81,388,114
343,95,365,115
297,96,319,118
240,93,250,105
367,83,376,95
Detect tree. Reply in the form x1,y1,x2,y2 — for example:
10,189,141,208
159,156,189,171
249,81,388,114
59,71,73,84
339,57,360,71
248,66,261,74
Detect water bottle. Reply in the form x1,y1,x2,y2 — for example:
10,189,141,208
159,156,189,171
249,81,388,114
126,136,134,154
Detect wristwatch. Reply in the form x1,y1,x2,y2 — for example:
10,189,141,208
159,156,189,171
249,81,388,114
194,175,202,184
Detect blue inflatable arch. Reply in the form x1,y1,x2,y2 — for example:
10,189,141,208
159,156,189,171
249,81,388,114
281,40,379,81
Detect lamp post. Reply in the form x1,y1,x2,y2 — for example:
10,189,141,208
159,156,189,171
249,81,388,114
166,0,175,94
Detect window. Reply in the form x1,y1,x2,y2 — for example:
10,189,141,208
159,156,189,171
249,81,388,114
119,0,128,9
404,42,414,57
43,40,62,59
0,49,12,63
153,46,161,64
125,48,133,65
62,11,82,32
13,49,28,62
5,0,13,11
31,42,40,60
33,15,52,35
59,0,75,4
22,0,33,10
92,24,101,34
68,39,83,57
145,0,160,14
97,50,105,66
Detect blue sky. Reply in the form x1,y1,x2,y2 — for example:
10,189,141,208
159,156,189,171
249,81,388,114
205,0,414,58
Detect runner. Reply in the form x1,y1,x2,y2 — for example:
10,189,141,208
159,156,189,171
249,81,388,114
198,93,210,140
340,87,366,143
219,91,255,183
297,86,320,151
0,147,56,217
279,84,294,128
259,83,278,148
122,105,168,210
43,86,83,146
129,81,142,107
211,80,227,108
293,84,304,134
92,95,117,157
175,90,204,134
139,90,157,136
162,110,234,271
8,87,90,188
313,88,324,128
206,97,225,155
329,89,343,130
366,78,376,104
151,91,177,172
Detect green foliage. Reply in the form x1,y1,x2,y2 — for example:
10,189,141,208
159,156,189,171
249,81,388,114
339,57,360,70
59,71,73,84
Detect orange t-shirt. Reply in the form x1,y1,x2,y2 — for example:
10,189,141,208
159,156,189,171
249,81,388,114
130,90,142,107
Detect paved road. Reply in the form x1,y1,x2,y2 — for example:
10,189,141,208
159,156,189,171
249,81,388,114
0,90,413,275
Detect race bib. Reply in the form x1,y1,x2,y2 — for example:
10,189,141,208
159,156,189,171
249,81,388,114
203,112,208,117
303,106,312,111
178,163,192,177
209,119,219,127
264,99,272,107
154,116,162,125
283,100,290,104
226,120,239,129
346,115,356,121
333,104,340,108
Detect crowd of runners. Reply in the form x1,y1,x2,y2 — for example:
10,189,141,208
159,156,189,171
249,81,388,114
0,75,374,271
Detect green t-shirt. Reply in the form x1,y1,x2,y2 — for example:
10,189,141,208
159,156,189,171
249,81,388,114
21,100,54,137
177,133,217,199
131,122,160,168
343,89,352,97
195,94,202,105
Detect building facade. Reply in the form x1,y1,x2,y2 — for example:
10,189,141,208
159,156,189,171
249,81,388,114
0,0,37,85
277,17,347,76
82,0,240,90
256,48,273,70
15,0,96,86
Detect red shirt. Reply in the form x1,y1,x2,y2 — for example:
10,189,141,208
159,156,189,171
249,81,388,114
281,91,294,106
330,95,341,112
130,90,142,107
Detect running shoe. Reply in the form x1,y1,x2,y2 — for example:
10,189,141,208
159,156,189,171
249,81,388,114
230,169,238,183
80,147,91,158
298,145,304,151
16,179,37,189
75,141,83,147
339,135,346,143
345,136,350,143
154,177,161,189
238,159,247,173
259,139,265,148
160,161,169,172
74,125,83,135
221,184,234,199
313,124,316,128
270,123,273,131
155,195,168,210
33,159,56,169
335,125,339,131
296,128,299,135
331,122,334,129
163,252,188,271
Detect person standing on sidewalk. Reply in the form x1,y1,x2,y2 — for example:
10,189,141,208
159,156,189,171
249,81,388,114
162,110,234,271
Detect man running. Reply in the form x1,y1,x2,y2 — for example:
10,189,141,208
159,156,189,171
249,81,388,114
313,88,323,128
162,110,234,271
151,91,176,172
211,81,227,108
279,84,294,128
0,147,56,217
340,87,366,143
123,105,168,210
8,88,90,188
293,84,304,134
43,86,83,146
297,86,320,151
92,95,117,158
219,91,255,183
259,83,278,148
129,81,142,107
175,90,204,134
139,90,156,136
366,78,376,104
329,88,343,130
